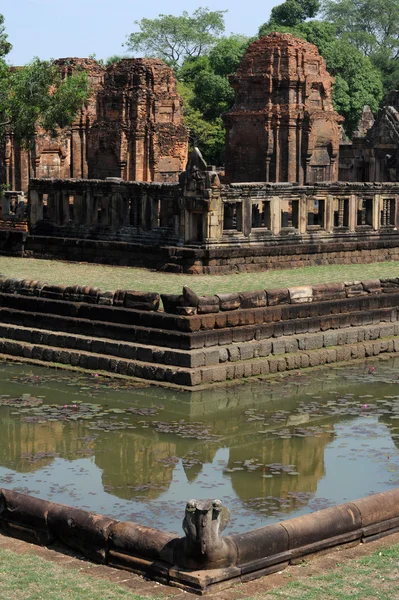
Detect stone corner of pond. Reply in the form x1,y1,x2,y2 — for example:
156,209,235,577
1,486,399,594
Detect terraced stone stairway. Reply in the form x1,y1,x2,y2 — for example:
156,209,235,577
0,278,399,387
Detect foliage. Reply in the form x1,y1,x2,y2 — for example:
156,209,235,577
269,0,320,27
322,0,399,94
0,14,11,59
105,54,125,66
258,20,383,133
322,0,399,58
177,35,250,165
1,59,90,145
125,8,226,69
0,14,90,146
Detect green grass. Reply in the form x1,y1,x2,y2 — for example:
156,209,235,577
247,544,399,599
1,256,399,296
0,548,152,600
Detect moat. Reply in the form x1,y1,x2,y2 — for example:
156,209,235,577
1,357,399,535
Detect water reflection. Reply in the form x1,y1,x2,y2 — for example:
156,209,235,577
0,359,399,533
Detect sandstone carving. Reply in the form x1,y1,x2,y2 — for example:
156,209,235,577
177,498,237,569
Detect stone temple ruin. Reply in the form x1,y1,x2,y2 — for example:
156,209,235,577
1,33,399,273
2,57,188,191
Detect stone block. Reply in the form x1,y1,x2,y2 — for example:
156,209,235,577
197,296,220,314
204,349,220,366
345,329,359,344
362,279,382,294
286,354,301,369
300,334,323,351
113,290,126,307
239,344,255,361
323,331,339,347
228,346,241,362
239,290,267,309
312,282,346,301
267,288,289,306
200,314,217,331
216,293,241,311
289,286,313,304
182,286,199,307
345,283,366,297
259,340,272,356
219,348,229,363
272,339,286,355
380,324,395,338
285,338,299,353
161,294,183,314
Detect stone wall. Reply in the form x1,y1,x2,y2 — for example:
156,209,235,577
1,276,399,387
23,178,399,272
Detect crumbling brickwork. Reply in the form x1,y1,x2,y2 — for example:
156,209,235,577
223,33,343,184
1,58,188,191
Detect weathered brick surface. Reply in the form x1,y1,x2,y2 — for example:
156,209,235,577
3,58,188,192
224,33,342,184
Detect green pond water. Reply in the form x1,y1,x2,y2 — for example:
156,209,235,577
1,357,399,535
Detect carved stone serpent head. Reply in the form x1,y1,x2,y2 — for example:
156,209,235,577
178,498,237,569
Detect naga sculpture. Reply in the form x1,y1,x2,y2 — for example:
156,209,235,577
177,498,237,569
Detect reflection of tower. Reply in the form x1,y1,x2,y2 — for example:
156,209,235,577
227,429,335,516
94,431,178,500
0,412,89,472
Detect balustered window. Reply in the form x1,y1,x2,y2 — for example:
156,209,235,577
281,199,299,229
357,198,373,226
223,202,242,231
380,198,396,227
333,198,349,228
252,201,271,229
307,199,325,228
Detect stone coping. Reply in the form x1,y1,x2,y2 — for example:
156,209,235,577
1,487,399,594
0,276,397,316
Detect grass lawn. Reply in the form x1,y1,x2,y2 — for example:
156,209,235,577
0,256,399,296
252,544,399,599
1,541,399,599
0,548,150,600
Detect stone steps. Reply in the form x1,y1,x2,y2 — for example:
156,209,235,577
0,320,399,387
0,323,214,368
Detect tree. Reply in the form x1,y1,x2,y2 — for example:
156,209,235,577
258,20,383,133
269,0,320,27
125,8,226,69
0,15,90,146
322,0,399,58
322,0,399,93
177,35,250,165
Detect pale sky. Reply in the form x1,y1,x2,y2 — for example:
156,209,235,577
3,0,278,65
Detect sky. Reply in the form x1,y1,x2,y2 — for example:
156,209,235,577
2,0,278,65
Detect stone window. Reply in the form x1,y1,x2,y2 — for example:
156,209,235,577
281,199,299,229
42,194,48,220
357,198,373,226
380,198,396,227
252,201,271,229
307,198,325,228
333,198,349,228
69,196,74,223
223,202,242,231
